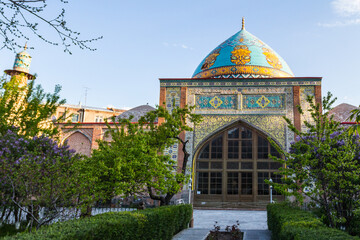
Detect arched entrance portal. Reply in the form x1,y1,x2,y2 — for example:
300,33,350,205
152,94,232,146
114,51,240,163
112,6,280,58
194,122,284,208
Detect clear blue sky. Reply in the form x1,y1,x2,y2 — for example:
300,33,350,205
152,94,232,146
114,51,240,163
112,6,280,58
0,0,359,109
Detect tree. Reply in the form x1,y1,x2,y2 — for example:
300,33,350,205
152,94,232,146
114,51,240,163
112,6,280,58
0,130,85,230
91,105,202,206
349,107,360,135
0,76,97,231
140,105,202,205
0,76,65,138
269,92,360,231
0,0,102,53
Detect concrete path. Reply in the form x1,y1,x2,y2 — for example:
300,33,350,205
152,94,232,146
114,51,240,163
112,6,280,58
173,209,271,240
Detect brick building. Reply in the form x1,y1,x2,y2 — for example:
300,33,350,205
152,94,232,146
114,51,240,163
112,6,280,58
57,105,155,156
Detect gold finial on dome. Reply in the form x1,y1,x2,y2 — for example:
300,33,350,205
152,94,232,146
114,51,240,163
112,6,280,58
24,42,27,51
242,17,245,30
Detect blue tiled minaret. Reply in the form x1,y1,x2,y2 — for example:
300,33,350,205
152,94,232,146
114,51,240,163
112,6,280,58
5,44,34,86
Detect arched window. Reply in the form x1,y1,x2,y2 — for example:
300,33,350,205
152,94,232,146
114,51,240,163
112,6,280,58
195,123,283,205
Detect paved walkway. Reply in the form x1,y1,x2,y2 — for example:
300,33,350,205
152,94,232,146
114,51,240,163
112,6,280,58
173,209,271,240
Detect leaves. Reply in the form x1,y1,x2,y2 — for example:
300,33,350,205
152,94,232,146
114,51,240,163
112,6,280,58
90,105,202,205
0,76,65,139
269,92,360,230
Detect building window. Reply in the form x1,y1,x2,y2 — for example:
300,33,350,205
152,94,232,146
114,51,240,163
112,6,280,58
72,113,80,122
227,172,238,195
210,172,222,194
197,172,209,194
241,172,253,195
211,136,223,159
195,124,283,202
257,172,269,195
257,136,269,159
95,116,103,122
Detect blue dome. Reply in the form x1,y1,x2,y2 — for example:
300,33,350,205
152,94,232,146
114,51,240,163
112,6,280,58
192,23,294,79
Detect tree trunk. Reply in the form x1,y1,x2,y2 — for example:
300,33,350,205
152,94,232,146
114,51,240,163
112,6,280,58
148,138,190,206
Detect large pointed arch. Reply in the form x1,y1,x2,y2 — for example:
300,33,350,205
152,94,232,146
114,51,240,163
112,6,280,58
192,120,284,208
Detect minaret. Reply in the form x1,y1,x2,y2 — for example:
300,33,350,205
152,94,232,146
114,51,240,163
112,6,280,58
4,44,34,87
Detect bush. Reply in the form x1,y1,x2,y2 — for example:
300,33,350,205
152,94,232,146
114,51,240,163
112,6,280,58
3,204,192,240
267,202,359,240
348,209,360,236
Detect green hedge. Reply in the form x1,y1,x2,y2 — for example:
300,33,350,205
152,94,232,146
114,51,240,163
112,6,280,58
267,202,359,240
3,204,192,240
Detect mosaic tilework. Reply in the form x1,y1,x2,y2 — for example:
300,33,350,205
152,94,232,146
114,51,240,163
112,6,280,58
165,87,181,112
160,80,321,87
185,131,195,171
165,87,181,160
201,49,220,70
242,94,285,110
193,115,287,151
300,86,315,132
188,87,291,115
14,49,32,73
164,143,179,160
195,95,237,110
192,27,294,78
285,88,295,151
194,65,292,79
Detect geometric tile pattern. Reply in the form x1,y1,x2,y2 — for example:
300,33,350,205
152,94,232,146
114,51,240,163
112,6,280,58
195,95,237,110
165,87,181,112
300,86,315,132
243,94,285,110
164,87,181,160
193,114,287,151
160,79,321,87
164,143,179,160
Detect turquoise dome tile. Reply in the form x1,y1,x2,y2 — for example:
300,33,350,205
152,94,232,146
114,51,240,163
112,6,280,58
13,48,32,74
192,27,294,79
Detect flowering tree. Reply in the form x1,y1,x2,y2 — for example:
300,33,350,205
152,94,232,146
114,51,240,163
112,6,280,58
0,129,95,230
269,92,360,231
0,77,98,231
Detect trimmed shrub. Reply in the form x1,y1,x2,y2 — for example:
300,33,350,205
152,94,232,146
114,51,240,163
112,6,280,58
267,202,359,240
3,204,192,240
348,208,360,237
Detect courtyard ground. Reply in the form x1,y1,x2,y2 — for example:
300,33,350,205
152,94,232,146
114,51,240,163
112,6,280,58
172,209,271,240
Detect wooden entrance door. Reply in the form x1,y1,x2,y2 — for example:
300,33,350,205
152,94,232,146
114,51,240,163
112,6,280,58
194,123,284,207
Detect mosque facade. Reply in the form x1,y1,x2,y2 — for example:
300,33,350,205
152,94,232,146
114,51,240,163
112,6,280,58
160,20,322,207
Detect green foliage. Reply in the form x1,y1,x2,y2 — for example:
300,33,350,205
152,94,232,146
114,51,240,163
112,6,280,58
267,203,359,240
268,92,360,230
349,108,360,135
348,208,360,236
2,204,193,240
90,105,202,205
0,130,97,231
0,77,98,230
0,77,65,138
0,223,24,238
